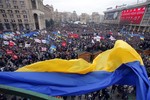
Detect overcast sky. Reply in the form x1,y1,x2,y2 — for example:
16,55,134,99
43,0,147,15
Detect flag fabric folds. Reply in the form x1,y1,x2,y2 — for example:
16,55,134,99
17,40,143,73
0,40,149,100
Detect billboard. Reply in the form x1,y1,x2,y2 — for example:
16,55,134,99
120,6,146,24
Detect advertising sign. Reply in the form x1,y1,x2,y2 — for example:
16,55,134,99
120,6,146,24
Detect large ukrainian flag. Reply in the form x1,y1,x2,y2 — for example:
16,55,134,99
0,40,150,100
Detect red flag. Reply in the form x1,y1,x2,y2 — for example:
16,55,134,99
9,41,15,47
13,55,18,60
73,34,79,38
62,42,67,47
109,32,113,35
100,36,104,40
6,50,13,55
69,34,79,38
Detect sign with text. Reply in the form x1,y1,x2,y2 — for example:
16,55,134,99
120,6,146,24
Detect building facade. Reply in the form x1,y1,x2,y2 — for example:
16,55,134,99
53,9,61,22
79,13,90,24
70,11,78,22
91,12,104,24
92,12,100,24
0,0,45,31
53,10,79,23
60,12,72,23
103,1,150,32
44,4,54,21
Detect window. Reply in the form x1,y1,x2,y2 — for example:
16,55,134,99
23,15,27,18
0,23,4,30
0,9,5,13
148,7,150,12
15,10,19,13
22,10,27,14
2,14,7,18
20,0,25,8
17,15,21,18
144,16,149,20
31,0,37,9
21,5,25,8
0,5,3,8
13,0,17,4
6,4,11,8
6,0,10,4
4,19,9,22
8,10,13,13
18,19,22,22
25,24,29,29
24,19,28,22
14,6,18,9
20,0,25,5
5,23,10,29
9,14,14,18
11,19,15,22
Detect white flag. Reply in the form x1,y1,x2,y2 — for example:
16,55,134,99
3,41,9,45
41,47,47,51
34,39,41,43
92,39,95,44
42,40,47,44
109,36,116,41
25,43,30,48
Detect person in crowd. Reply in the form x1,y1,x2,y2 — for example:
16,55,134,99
111,85,117,94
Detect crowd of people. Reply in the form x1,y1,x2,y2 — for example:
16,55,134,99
0,23,149,100
60,85,135,100
0,85,135,100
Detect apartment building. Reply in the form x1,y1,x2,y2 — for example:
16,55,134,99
0,0,45,31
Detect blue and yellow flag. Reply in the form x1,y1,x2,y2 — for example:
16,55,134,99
140,36,144,40
0,40,149,100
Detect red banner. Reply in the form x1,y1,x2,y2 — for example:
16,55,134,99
6,50,13,55
68,34,79,38
13,55,18,60
9,41,15,47
120,6,146,24
62,42,67,47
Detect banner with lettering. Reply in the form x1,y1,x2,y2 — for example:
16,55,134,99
120,6,146,24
